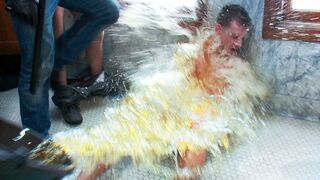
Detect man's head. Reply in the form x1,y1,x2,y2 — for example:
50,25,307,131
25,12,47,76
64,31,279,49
215,4,251,55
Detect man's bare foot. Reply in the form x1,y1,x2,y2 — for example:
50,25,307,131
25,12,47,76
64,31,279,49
178,149,207,169
176,149,206,180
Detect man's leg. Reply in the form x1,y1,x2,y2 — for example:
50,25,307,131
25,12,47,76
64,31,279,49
53,7,69,86
52,7,83,125
51,0,119,123
86,32,105,77
72,32,106,88
54,0,120,70
9,0,59,136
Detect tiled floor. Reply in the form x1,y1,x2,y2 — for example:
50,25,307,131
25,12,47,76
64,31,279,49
0,88,319,180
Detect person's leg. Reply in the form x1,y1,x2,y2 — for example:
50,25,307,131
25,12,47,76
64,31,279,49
54,0,120,70
85,31,105,76
52,7,83,125
71,32,106,88
9,0,59,136
53,6,68,86
53,7,65,41
69,11,105,81
54,0,120,97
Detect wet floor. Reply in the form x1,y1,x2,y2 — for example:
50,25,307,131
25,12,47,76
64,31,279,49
0,88,319,180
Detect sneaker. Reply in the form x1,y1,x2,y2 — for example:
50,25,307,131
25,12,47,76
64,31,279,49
60,104,83,125
52,84,90,107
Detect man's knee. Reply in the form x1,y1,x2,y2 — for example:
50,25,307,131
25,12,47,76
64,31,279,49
96,0,120,25
108,5,120,24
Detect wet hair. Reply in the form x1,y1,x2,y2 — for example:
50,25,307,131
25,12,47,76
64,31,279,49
217,4,251,28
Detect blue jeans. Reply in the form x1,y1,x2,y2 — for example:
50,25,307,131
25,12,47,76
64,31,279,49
9,0,119,136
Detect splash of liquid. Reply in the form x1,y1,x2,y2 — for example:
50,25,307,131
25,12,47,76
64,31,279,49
117,0,199,37
29,1,270,178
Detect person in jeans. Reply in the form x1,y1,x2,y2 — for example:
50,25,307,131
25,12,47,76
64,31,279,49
6,0,120,137
52,6,107,125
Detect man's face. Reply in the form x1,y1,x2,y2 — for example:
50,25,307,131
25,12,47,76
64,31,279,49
215,20,248,55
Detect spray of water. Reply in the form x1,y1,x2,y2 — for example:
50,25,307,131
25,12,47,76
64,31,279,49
29,1,271,178
118,0,199,37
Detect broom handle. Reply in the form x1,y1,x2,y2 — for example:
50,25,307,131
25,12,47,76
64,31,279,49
30,0,46,94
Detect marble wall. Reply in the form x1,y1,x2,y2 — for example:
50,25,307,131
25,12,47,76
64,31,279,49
208,0,320,121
